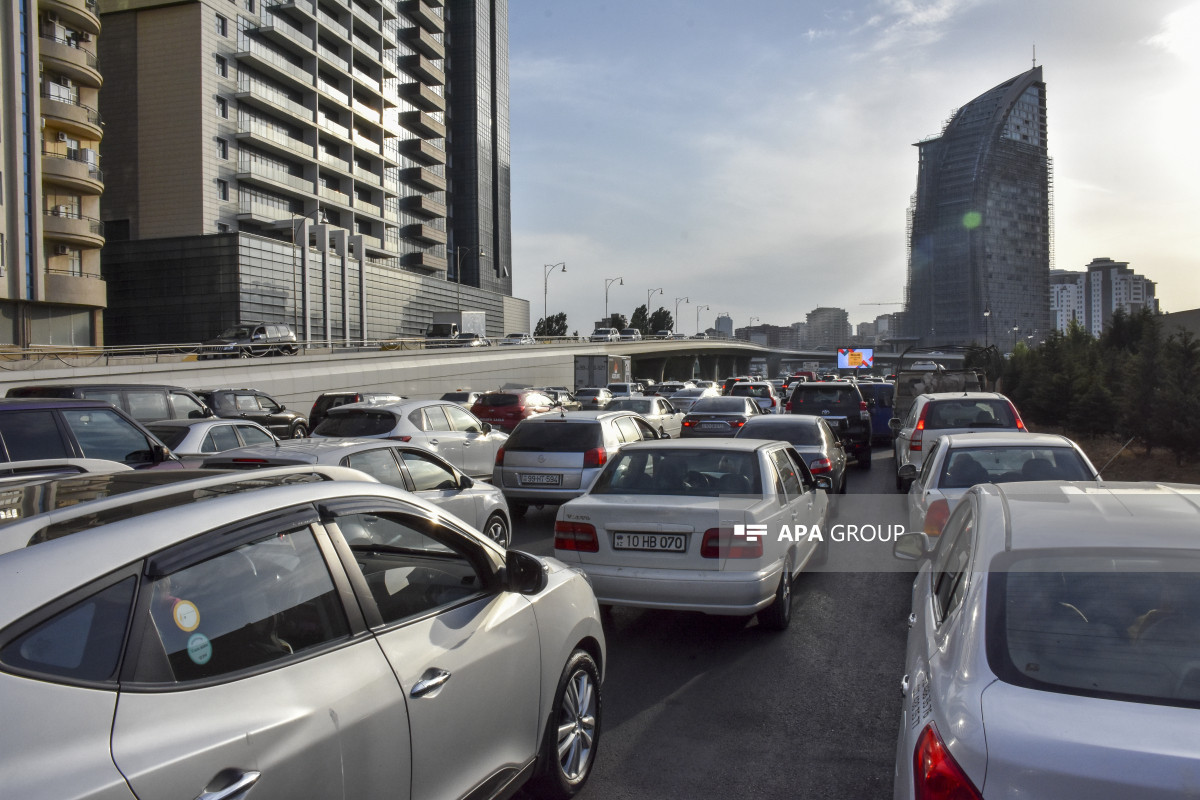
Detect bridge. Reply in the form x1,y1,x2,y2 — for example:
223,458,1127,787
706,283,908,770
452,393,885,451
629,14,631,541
0,339,962,413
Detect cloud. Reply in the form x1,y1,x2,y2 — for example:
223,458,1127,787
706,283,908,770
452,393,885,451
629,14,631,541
859,0,990,53
1146,2,1200,70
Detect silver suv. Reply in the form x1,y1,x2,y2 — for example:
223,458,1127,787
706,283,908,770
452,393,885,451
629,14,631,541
494,410,662,516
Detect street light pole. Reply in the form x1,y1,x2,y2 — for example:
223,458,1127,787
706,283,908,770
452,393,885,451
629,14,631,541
674,296,689,332
646,287,662,330
543,262,566,334
454,246,486,312
605,276,623,324
748,315,760,342
983,303,991,349
696,304,709,336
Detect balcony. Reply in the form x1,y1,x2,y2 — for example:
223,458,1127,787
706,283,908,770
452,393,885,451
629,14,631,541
353,130,381,154
236,37,313,91
351,64,382,93
236,119,315,159
316,77,349,104
316,42,350,71
45,269,107,308
402,250,447,272
398,82,445,112
399,166,445,192
236,198,293,226
236,158,316,197
400,0,444,33
349,1,376,28
319,185,352,209
40,91,103,138
397,110,445,139
398,137,446,165
353,163,378,182
262,0,316,24
317,150,354,176
256,18,314,57
402,194,446,219
39,35,102,88
40,0,100,35
236,79,314,125
352,97,381,124
43,209,104,248
41,149,104,193
400,26,444,60
318,115,352,140
403,222,446,245
399,54,444,86
354,197,382,218
359,234,389,255
317,10,351,44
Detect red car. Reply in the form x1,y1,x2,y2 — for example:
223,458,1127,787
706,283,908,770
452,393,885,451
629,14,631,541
470,389,557,432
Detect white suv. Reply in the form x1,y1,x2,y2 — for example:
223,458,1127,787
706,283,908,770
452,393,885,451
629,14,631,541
589,327,620,342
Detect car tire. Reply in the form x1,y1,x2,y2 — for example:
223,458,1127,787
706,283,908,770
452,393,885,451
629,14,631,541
289,422,307,439
483,513,510,548
757,559,793,631
238,348,251,359
528,650,601,800
510,502,528,519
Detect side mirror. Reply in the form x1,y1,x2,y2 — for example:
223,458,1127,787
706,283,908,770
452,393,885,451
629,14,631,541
506,549,548,594
897,463,918,480
481,422,492,434
813,475,833,492
888,418,902,431
459,474,475,490
893,532,930,561
659,430,672,439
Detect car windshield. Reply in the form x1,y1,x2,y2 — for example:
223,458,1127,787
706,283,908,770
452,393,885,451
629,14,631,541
312,410,396,437
991,554,1200,708
504,422,602,452
939,446,1093,488
590,449,761,497
440,393,471,402
217,326,253,339
737,420,822,446
690,397,749,413
925,399,1017,429
590,329,609,336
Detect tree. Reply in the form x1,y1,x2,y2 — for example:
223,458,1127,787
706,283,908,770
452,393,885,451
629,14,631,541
1119,313,1163,453
629,305,649,335
648,307,673,333
607,313,627,331
534,312,567,337
1158,329,1200,464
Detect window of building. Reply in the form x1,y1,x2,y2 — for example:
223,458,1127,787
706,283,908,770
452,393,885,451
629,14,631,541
244,0,255,11
216,138,228,159
215,55,228,77
217,222,230,232
215,13,227,36
67,249,82,276
216,96,228,118
217,179,229,200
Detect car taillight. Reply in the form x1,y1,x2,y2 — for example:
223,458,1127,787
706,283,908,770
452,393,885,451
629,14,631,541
554,521,599,552
730,418,746,428
913,722,983,800
682,419,694,427
911,404,930,452
495,446,505,466
700,528,763,559
1011,403,1026,431
387,435,413,442
923,499,950,535
785,401,792,412
769,397,777,408
860,400,868,411
232,458,270,464
809,457,832,474
583,447,607,468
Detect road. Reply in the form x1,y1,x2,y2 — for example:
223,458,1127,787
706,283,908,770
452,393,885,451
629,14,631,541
510,446,916,799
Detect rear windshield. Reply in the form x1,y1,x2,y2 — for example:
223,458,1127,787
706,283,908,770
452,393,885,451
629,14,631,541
925,399,1016,430
147,426,188,449
691,397,750,413
505,422,601,452
477,394,519,407
575,389,601,398
789,385,858,406
440,393,471,402
737,419,822,446
939,446,1093,488
608,399,653,414
590,448,761,497
312,410,396,437
731,384,772,398
990,554,1200,708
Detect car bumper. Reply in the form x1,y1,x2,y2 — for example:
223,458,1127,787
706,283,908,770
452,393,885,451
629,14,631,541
578,562,782,615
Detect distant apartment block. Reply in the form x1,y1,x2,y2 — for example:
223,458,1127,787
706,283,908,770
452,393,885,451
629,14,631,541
714,314,733,339
1050,257,1158,336
805,306,851,351
1,0,107,346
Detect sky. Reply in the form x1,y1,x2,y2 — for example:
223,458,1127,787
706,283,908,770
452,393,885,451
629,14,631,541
506,0,1200,336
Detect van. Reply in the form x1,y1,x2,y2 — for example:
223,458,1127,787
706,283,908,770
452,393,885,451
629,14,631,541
857,381,896,444
6,384,213,425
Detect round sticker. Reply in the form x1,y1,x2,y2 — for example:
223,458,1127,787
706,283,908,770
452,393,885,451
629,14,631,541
187,633,212,665
172,600,200,632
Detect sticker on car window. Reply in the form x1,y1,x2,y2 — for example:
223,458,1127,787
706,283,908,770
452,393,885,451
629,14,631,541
173,599,200,632
187,633,212,665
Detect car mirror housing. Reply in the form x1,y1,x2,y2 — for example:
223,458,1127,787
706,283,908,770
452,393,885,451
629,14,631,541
459,475,475,490
893,532,930,561
897,463,918,480
888,417,902,431
814,475,833,492
506,549,548,595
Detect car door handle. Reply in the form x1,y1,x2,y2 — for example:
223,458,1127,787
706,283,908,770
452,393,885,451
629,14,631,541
900,674,910,697
195,771,260,800
411,668,452,698
907,612,916,629
428,438,439,445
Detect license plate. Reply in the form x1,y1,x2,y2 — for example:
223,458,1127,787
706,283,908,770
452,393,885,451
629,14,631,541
699,422,727,431
519,473,561,486
612,532,686,552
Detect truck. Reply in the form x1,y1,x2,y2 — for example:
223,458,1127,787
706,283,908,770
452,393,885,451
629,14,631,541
426,311,486,345
891,364,986,421
574,354,631,391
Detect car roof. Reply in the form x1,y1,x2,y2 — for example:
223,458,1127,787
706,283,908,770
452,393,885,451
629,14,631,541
517,410,634,423
918,391,1008,402
0,397,123,410
329,398,446,414
619,438,777,453
935,432,1074,448
741,414,822,426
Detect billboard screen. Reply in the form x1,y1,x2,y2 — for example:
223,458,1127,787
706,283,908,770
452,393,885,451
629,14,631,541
837,348,874,370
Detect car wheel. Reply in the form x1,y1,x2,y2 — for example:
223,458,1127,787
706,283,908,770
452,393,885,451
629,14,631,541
757,559,793,631
483,513,510,548
289,422,308,439
510,502,528,519
528,650,601,799
238,348,251,359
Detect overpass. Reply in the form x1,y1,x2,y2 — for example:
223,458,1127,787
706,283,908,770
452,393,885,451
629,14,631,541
0,340,962,414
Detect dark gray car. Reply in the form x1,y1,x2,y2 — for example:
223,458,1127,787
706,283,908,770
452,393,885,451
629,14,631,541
735,414,848,493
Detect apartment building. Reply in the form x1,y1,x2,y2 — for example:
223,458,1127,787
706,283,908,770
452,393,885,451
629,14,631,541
1050,257,1158,336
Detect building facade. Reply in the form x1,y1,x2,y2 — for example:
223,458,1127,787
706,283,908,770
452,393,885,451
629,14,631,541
1050,257,1158,337
805,306,851,351
1,0,108,346
97,0,521,344
903,66,1053,347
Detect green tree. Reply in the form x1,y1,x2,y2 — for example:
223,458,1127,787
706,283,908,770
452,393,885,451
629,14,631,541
1119,313,1163,453
534,312,567,337
648,307,673,333
1158,329,1200,464
607,313,627,331
629,305,649,335
1068,350,1117,438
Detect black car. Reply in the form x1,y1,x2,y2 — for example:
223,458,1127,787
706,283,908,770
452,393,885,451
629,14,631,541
734,414,849,493
786,381,873,469
200,322,298,359
308,390,405,431
679,396,763,437
6,384,213,424
0,398,179,469
195,388,309,439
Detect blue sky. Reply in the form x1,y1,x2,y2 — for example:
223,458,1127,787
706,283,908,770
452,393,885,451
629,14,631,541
506,0,1200,335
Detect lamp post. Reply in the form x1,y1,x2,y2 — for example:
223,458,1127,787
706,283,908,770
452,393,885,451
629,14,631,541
695,304,709,336
748,315,759,342
646,287,662,333
543,262,566,334
291,207,327,342
983,303,991,349
454,245,485,312
604,276,623,324
674,296,689,332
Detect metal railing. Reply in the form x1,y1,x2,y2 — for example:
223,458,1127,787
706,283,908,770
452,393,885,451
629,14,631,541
41,147,104,181
238,119,314,157
237,76,312,120
39,34,99,67
237,158,314,193
40,90,103,126
45,207,104,235
237,35,312,84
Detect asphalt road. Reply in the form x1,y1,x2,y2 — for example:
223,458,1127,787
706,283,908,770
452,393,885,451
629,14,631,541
510,446,916,799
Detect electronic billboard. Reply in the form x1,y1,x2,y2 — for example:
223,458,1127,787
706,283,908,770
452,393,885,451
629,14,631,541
837,348,874,370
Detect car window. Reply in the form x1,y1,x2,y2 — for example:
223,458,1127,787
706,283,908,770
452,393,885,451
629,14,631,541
401,450,459,491
612,415,644,443
123,390,171,423
918,440,942,486
785,447,817,490
136,527,350,682
0,576,136,683
0,410,72,461
932,501,976,623
506,422,601,452
443,404,483,433
205,425,241,453
257,395,282,413
62,407,156,464
770,448,803,501
421,406,452,432
591,448,762,497
344,448,406,489
925,399,1017,430
314,410,396,437
169,392,208,420
334,512,487,625
148,425,188,449
234,394,259,412
237,425,275,446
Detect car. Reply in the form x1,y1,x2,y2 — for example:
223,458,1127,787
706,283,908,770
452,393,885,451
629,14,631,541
668,333,688,340
690,332,710,339
200,321,298,358
649,381,693,396
202,438,513,546
892,481,1200,800
500,332,536,345
195,387,310,439
589,328,620,342
729,381,782,414
0,397,180,469
650,330,671,340
785,381,873,470
311,399,506,479
439,390,484,409
0,466,605,800
553,438,831,629
680,396,764,438
6,383,213,424
891,391,1026,492
470,390,557,433
606,396,686,439
575,387,613,410
536,388,584,411
721,376,751,394
146,418,278,465
618,328,643,341
857,381,896,444
901,432,1099,535
667,386,720,414
605,382,640,399
494,410,662,517
735,414,848,494
450,332,492,347
0,458,133,479
309,391,406,430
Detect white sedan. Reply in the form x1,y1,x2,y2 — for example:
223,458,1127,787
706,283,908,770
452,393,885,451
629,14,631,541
901,431,1100,534
554,439,831,630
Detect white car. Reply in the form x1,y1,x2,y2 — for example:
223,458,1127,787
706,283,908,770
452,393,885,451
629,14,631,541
554,439,831,630
893,481,1200,799
902,432,1100,535
606,396,686,438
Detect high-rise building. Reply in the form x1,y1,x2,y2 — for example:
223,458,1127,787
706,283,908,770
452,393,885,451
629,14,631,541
1051,257,1158,337
904,66,1052,347
714,314,733,339
97,0,524,345
1,0,107,346
805,306,851,351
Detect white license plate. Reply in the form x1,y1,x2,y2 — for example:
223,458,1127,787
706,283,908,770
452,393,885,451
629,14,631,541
699,422,727,431
612,532,686,552
519,473,561,486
